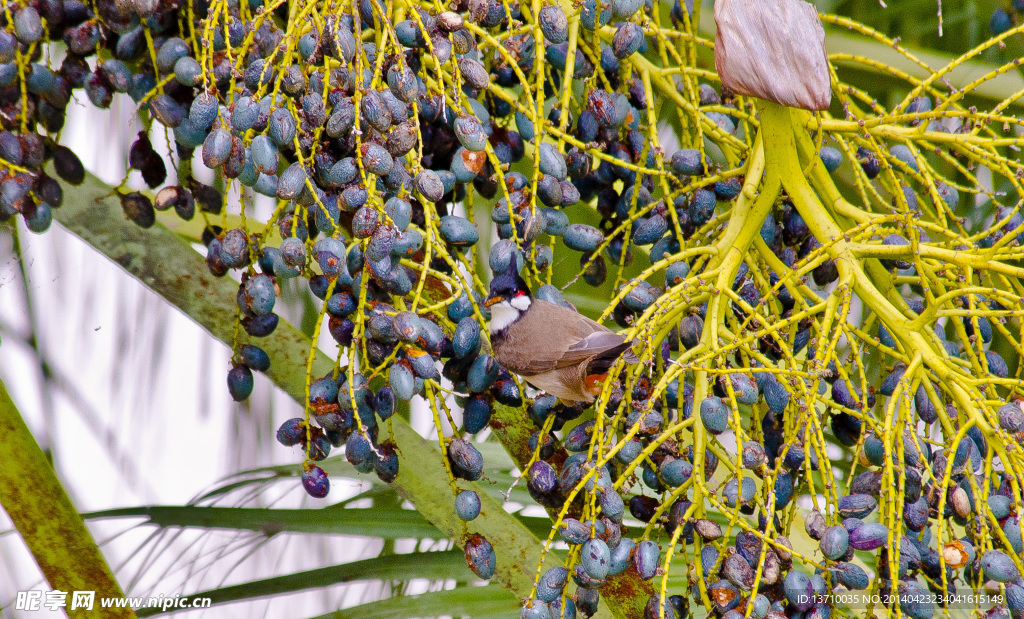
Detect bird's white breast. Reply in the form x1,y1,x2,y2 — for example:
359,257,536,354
488,296,531,333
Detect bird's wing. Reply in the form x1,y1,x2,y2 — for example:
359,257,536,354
558,331,632,368
508,300,634,376
557,304,640,368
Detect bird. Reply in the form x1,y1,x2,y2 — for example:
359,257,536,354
484,262,638,403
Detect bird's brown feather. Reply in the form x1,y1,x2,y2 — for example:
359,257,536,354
491,299,636,397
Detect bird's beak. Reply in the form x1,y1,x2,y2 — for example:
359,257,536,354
483,295,504,308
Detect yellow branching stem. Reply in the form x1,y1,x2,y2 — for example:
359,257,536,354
8,0,1024,614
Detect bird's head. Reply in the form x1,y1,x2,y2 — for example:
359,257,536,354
484,261,531,333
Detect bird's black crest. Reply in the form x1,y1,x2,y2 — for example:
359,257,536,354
489,258,531,298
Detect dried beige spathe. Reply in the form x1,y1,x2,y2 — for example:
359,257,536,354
714,0,832,111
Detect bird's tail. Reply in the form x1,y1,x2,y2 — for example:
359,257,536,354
587,340,638,375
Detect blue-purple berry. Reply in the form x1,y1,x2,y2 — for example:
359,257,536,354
301,465,330,498
227,363,254,401
455,490,481,521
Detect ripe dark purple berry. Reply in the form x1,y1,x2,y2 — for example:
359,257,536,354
539,5,569,43
374,441,400,483
849,522,888,551
53,145,85,185
819,146,843,172
301,465,330,498
677,313,704,350
670,149,704,177
372,386,396,420
856,147,881,179
563,420,594,452
276,418,305,446
448,438,484,481
622,281,659,312
0,132,21,165
14,7,43,43
120,192,155,228
227,363,254,401
1006,584,1024,614
239,344,270,372
464,533,496,579
0,31,15,64
558,518,590,545
129,132,168,189
537,565,569,603
832,562,868,589
464,393,491,432
721,551,754,589
837,494,877,519
150,94,186,128
633,214,668,245
688,188,717,226
987,350,1010,378
527,460,558,496
243,313,279,337
612,22,644,58
999,402,1024,433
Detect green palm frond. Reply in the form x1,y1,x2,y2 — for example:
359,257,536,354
134,551,479,617
0,379,133,617
305,584,518,619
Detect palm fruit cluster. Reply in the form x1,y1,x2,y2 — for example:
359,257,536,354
5,0,1024,615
